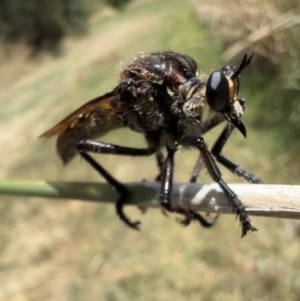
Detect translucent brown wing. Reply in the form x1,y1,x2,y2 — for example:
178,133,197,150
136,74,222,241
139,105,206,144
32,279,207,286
40,89,123,164
39,90,119,139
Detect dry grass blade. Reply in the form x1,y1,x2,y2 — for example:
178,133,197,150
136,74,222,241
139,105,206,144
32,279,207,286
0,180,300,219
222,11,300,61
188,0,300,78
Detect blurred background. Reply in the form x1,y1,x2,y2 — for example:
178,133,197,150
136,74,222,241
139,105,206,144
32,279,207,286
0,0,300,300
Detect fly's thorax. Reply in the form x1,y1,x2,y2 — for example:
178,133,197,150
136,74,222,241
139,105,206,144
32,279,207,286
182,83,206,118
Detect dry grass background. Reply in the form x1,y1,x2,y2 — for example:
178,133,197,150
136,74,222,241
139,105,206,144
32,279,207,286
0,0,300,300
188,0,300,172
188,0,300,88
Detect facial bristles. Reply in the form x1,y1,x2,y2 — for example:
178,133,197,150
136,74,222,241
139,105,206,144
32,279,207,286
233,99,244,118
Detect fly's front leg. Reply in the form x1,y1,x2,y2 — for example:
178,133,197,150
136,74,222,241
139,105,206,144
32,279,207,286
182,150,219,228
181,153,219,227
160,147,218,228
180,136,257,237
211,123,262,183
186,114,225,226
190,113,225,183
76,139,156,230
194,104,261,184
188,117,261,231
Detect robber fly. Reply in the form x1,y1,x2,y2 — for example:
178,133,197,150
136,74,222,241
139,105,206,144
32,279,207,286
40,51,262,237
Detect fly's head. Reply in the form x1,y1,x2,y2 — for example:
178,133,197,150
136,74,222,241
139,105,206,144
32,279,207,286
205,53,254,137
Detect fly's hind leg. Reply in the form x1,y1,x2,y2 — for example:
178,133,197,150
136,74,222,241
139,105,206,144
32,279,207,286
76,139,157,230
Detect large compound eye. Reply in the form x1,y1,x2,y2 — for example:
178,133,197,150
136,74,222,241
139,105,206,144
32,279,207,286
206,70,230,112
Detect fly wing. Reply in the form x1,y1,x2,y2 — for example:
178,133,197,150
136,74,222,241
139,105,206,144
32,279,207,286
40,89,123,164
40,90,120,139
